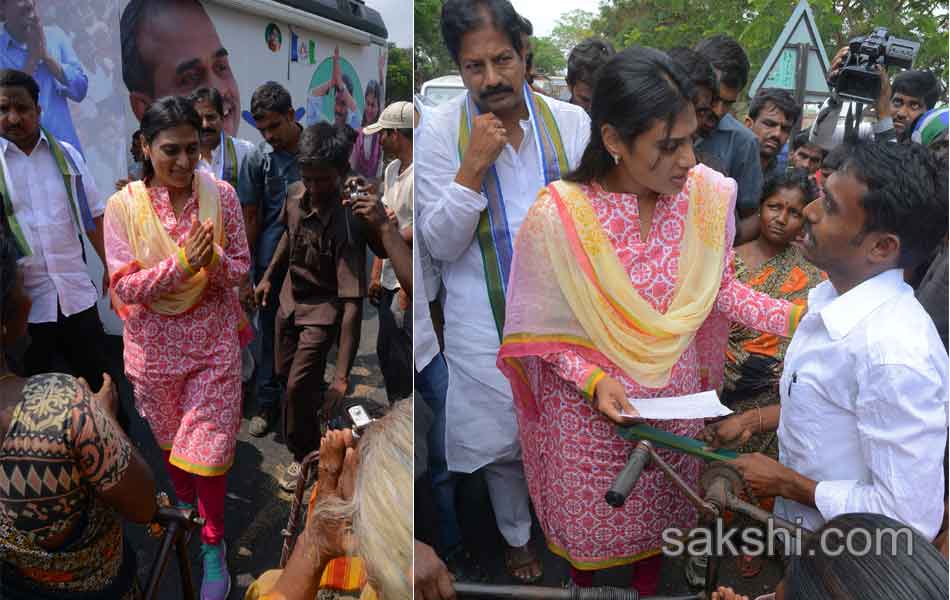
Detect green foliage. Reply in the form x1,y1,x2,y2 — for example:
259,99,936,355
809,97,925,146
414,0,455,88
550,9,596,56
385,45,413,103
590,0,947,101
411,0,947,95
531,36,567,74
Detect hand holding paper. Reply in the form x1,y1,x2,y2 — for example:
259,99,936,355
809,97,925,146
619,390,732,421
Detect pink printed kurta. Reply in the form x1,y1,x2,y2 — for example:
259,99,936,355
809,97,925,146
515,180,794,569
104,180,250,476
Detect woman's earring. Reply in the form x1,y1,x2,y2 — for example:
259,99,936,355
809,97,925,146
611,153,620,165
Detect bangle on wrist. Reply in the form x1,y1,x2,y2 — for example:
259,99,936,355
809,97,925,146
177,247,197,276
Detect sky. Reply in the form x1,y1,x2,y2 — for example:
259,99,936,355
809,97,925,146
370,0,580,49
369,0,413,48
509,0,581,38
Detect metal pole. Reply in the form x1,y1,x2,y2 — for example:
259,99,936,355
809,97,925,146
176,526,197,600
791,42,810,143
144,521,179,600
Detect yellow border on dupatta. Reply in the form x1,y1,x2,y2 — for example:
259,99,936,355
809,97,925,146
547,540,663,570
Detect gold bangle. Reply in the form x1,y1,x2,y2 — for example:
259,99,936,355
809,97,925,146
756,406,763,434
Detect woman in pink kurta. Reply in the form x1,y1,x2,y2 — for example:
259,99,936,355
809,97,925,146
103,97,249,600
497,48,801,593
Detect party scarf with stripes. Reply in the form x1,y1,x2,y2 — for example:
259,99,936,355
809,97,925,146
0,128,95,257
457,82,568,341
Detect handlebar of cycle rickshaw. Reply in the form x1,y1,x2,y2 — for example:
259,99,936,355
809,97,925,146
602,424,813,600
143,495,205,600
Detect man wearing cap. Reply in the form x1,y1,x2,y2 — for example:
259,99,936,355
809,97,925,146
367,101,414,402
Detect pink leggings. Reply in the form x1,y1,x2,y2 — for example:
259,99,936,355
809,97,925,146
163,451,226,545
569,554,662,594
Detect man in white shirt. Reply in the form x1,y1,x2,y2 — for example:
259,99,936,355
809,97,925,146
0,69,109,390
188,86,257,381
365,101,414,402
416,0,589,581
705,140,948,542
189,87,255,192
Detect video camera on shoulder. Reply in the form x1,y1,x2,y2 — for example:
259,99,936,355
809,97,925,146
830,27,920,104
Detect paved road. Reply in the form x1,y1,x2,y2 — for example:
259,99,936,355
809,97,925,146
114,301,387,599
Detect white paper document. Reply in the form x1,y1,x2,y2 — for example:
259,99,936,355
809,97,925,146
620,390,733,421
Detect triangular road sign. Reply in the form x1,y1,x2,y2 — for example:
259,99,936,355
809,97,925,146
749,0,831,103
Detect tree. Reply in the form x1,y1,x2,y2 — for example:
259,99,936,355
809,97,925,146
414,0,455,88
550,9,596,56
385,45,413,103
531,36,567,75
589,0,947,106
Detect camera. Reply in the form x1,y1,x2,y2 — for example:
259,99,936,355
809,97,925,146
829,27,920,104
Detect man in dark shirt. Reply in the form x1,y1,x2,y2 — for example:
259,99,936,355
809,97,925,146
239,82,302,438
745,88,800,180
254,122,386,492
694,34,764,243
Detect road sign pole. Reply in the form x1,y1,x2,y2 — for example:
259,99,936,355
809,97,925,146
791,42,810,142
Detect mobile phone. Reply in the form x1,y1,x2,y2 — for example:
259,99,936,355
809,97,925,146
348,405,374,437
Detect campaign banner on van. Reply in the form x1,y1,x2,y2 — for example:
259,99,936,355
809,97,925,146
7,0,387,331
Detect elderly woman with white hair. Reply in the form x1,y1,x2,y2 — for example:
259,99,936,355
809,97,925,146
245,399,413,600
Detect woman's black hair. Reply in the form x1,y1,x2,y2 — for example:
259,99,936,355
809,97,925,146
760,168,818,206
564,46,694,184
139,96,202,180
362,79,381,127
298,122,357,174
784,513,948,600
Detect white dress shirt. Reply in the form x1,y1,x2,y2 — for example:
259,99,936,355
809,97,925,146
775,269,949,540
413,233,440,374
380,160,413,291
0,132,103,323
416,90,590,472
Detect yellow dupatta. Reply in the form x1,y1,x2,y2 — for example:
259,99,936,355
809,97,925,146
499,164,734,393
108,171,223,317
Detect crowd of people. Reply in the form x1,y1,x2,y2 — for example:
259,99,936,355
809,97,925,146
413,0,949,598
0,24,414,597
0,0,946,598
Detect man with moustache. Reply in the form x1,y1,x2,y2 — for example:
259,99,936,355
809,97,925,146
704,140,949,545
0,69,110,389
0,0,88,153
745,88,800,181
415,0,589,582
120,0,242,137
189,87,254,191
789,130,825,175
189,86,257,379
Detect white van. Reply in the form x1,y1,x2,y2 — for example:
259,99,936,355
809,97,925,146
420,74,466,105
